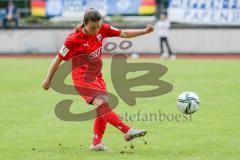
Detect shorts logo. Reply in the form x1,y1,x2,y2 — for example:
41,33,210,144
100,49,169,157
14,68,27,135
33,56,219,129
89,47,102,60
59,45,69,57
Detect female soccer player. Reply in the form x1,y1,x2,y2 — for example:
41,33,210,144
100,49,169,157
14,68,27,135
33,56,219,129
42,8,154,151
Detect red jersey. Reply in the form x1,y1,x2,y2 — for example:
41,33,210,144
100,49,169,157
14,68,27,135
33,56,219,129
57,23,121,104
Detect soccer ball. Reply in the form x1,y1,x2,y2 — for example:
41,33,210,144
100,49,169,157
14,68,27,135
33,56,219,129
177,91,200,114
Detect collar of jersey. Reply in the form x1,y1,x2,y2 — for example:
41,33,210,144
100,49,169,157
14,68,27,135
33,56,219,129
80,25,102,37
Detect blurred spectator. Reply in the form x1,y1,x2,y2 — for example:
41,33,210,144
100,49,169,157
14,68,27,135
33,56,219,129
2,1,19,28
155,14,175,59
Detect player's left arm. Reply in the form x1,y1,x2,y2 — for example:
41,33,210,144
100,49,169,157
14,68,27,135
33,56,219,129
119,25,154,38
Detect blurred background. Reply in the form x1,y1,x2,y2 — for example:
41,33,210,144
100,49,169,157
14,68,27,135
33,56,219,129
1,2,240,159
0,0,240,56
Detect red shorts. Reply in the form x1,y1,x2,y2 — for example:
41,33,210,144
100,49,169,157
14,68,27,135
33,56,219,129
73,75,107,104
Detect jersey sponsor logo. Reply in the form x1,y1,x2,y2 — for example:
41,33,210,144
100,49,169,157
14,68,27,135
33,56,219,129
89,47,102,60
110,26,119,32
59,45,69,57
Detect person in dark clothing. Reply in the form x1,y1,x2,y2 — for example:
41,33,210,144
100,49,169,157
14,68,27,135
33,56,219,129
3,1,19,28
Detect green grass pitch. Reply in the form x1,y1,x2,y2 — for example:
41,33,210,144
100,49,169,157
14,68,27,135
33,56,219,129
0,57,239,160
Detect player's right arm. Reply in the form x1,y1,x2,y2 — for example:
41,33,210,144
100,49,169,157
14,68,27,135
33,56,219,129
42,33,75,90
42,56,62,90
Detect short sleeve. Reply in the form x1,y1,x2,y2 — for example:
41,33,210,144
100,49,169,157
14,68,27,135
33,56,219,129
104,24,121,37
57,33,75,61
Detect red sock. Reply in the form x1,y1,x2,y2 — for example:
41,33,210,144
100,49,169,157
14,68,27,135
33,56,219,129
96,103,130,134
93,116,107,145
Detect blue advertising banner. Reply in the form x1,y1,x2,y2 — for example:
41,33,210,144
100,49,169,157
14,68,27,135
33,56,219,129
107,0,140,15
45,0,144,18
168,0,240,25
62,0,108,18
46,0,63,17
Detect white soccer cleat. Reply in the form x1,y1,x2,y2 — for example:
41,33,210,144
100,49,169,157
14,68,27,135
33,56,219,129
124,128,147,141
90,143,108,151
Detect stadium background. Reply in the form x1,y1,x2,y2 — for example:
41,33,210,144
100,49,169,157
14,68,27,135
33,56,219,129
0,0,240,160
1,0,240,55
